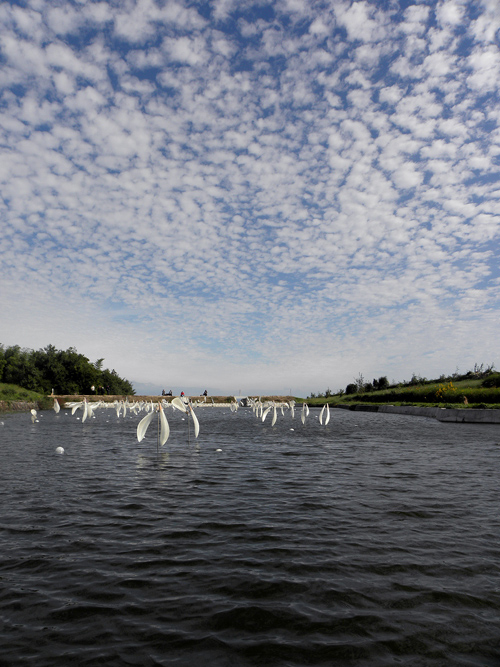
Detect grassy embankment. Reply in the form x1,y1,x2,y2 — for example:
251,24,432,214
302,374,500,409
0,382,53,411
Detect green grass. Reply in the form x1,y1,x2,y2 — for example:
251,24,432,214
304,377,500,409
0,382,52,410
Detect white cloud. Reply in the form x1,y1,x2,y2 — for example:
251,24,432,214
0,0,499,395
163,35,207,65
436,0,464,27
378,85,404,105
400,5,430,35
334,1,386,43
309,17,329,35
470,2,500,43
467,46,500,91
45,4,82,34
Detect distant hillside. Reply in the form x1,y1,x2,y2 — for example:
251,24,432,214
306,365,500,408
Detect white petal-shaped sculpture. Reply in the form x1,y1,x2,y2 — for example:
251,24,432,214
262,406,272,422
319,404,325,425
189,405,200,438
301,402,307,425
159,404,170,446
137,410,156,442
171,396,188,413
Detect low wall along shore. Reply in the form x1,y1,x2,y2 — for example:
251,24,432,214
0,400,39,412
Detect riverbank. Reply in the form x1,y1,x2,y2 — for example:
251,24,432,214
0,393,293,412
52,394,293,404
3,395,499,424
0,400,39,413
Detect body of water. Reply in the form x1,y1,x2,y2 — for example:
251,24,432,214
1,406,499,666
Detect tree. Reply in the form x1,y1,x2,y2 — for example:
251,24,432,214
32,344,67,393
100,368,134,395
0,343,134,395
2,345,42,390
373,376,389,391
409,373,426,386
0,344,6,380
354,373,365,392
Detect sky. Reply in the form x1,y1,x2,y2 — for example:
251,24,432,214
1,0,499,397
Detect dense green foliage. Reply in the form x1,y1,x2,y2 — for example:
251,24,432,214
0,344,134,395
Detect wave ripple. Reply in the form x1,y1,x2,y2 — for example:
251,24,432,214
1,409,499,666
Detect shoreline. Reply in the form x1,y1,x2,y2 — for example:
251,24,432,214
2,397,500,424
0,395,292,412
0,400,39,413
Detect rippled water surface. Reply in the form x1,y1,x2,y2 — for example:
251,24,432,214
1,406,500,666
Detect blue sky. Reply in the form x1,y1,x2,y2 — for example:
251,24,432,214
1,0,499,396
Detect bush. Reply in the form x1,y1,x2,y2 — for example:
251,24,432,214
373,376,389,390
482,374,500,388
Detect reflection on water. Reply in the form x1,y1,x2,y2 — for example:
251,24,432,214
1,407,499,666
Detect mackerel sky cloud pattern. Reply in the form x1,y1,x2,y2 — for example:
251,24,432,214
1,0,499,395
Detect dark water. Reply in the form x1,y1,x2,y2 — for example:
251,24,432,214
1,406,499,666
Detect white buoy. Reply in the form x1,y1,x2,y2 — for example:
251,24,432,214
55,447,64,454
215,448,222,452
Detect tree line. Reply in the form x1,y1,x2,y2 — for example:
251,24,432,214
309,376,390,399
0,344,134,395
